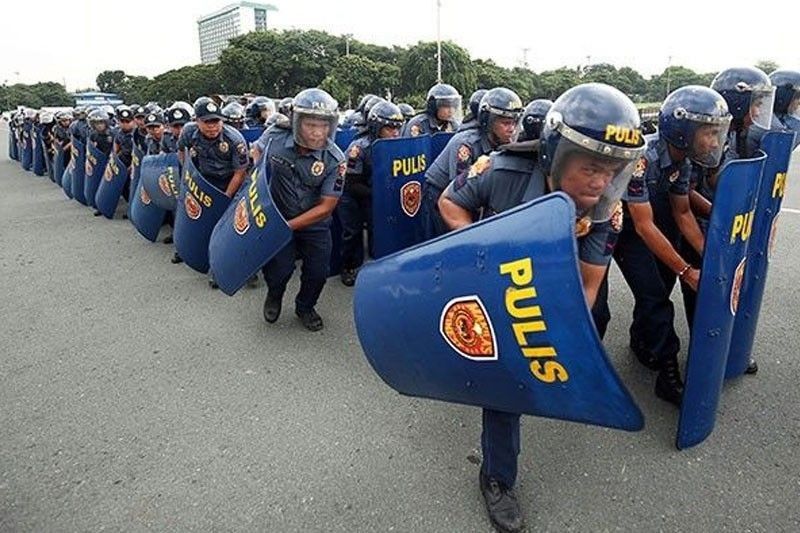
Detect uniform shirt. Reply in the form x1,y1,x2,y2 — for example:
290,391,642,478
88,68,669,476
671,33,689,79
252,120,291,154
401,113,459,138
343,135,374,198
133,128,148,152
54,124,71,146
773,114,800,150
265,128,346,229
89,130,113,156
114,129,135,167
425,128,493,191
145,134,163,155
444,148,617,266
457,116,479,132
177,122,249,191
160,131,179,154
623,134,691,205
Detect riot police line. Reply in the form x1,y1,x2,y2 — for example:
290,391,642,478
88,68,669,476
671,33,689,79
4,67,800,533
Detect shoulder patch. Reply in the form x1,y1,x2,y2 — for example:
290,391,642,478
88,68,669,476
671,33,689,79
609,201,623,233
410,124,421,137
457,144,472,163
468,155,491,178
633,156,647,178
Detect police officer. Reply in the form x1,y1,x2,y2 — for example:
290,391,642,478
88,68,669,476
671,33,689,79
144,111,166,155
69,106,89,145
519,99,553,141
439,83,646,533
88,108,114,155
161,106,191,154
260,88,346,331
401,83,462,137
458,89,489,131
53,110,73,162
768,69,800,143
250,112,292,163
222,102,246,130
244,96,275,128
423,87,523,239
601,86,731,406
131,104,149,152
397,103,415,123
177,98,249,198
354,95,383,134
338,100,405,286
278,97,294,120
347,94,377,130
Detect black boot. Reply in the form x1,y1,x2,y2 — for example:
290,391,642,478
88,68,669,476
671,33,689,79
479,471,524,533
296,308,323,331
655,356,684,407
340,268,357,287
745,359,759,375
162,234,174,244
208,275,219,289
263,294,282,323
93,209,102,216
630,339,661,370
170,252,183,264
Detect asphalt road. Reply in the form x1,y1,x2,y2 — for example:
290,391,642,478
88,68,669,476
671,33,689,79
1,128,799,532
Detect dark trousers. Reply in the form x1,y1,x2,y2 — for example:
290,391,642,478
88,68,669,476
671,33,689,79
338,192,372,270
481,409,521,488
421,182,447,240
262,228,332,313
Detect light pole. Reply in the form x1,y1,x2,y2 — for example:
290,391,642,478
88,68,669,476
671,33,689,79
436,0,442,83
345,33,352,57
666,55,673,97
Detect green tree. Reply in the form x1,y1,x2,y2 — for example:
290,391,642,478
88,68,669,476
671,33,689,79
96,70,127,93
398,41,476,102
755,60,779,74
537,67,582,100
319,54,400,107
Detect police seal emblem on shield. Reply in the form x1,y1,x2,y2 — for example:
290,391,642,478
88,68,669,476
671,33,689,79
233,197,250,235
184,193,202,220
158,174,171,196
400,180,421,217
140,186,151,205
311,160,325,176
730,256,747,315
440,296,498,361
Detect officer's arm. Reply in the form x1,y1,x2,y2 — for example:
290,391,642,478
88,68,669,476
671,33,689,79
288,196,339,231
579,262,607,308
670,193,705,255
224,168,247,197
628,202,695,276
688,189,712,218
439,195,473,230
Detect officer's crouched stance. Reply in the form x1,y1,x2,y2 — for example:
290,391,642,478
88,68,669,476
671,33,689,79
260,89,346,332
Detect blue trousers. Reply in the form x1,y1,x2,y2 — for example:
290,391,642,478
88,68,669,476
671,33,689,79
481,409,521,488
420,182,448,241
338,192,372,270
262,228,332,313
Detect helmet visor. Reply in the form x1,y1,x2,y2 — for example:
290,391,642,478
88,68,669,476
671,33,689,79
788,92,800,120
435,95,463,123
549,132,644,222
292,110,337,150
688,119,730,167
749,87,775,129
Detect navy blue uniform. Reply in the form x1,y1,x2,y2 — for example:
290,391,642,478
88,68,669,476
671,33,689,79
177,123,249,192
423,128,493,239
160,131,179,154
261,129,346,313
443,150,619,492
69,119,89,144
401,113,459,138
89,130,113,156
600,134,692,366
133,128,148,153
113,129,134,168
145,134,163,156
338,136,374,270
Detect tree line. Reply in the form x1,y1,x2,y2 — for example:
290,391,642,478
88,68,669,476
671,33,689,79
4,29,781,111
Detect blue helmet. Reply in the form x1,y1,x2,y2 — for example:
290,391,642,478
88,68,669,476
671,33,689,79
769,69,800,117
710,67,775,129
518,99,553,142
356,94,379,113
540,83,646,222
477,87,524,134
366,101,404,138
222,102,246,126
397,103,415,121
248,96,275,121
466,89,488,120
425,83,462,120
659,86,731,168
278,97,294,119
292,88,339,149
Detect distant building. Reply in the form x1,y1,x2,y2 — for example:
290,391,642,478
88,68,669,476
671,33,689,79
74,91,123,107
198,2,278,64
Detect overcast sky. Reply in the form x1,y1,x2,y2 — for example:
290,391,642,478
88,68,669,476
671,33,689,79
1,0,795,91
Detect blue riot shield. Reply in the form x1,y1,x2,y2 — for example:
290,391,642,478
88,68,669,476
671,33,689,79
44,146,55,182
430,131,455,162
84,143,108,208
241,127,264,145
328,127,359,274
53,145,66,187
127,146,144,220
370,136,428,258
676,154,767,450
141,153,181,211
130,171,166,242
208,158,292,295
8,128,19,160
70,139,88,205
354,192,644,431
726,131,797,379
174,154,231,273
95,152,129,219
21,126,33,171
62,161,74,199
32,128,46,176
335,127,357,153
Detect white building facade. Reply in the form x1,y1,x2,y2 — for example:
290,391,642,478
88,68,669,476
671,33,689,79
198,2,277,64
